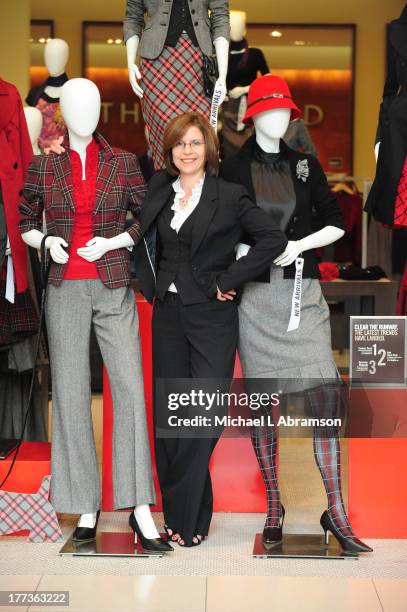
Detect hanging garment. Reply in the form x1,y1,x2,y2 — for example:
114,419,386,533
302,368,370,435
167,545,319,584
333,191,363,265
0,187,6,271
364,8,407,227
0,276,38,346
396,261,407,315
26,73,68,151
367,217,393,278
221,39,269,159
0,79,32,293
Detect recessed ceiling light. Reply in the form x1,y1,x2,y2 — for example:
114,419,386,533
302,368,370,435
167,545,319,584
29,38,34,43
270,30,283,38
38,38,46,43
107,38,114,44
115,38,122,44
294,40,306,46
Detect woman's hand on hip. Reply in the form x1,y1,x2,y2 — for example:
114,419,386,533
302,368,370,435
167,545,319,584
217,286,236,301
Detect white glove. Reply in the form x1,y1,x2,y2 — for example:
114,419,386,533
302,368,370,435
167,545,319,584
126,35,143,98
77,232,135,262
235,242,251,260
228,85,250,100
273,240,303,267
128,63,143,98
45,236,69,264
77,237,112,262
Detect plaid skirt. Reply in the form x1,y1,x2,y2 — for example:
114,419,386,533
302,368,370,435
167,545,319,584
140,33,211,170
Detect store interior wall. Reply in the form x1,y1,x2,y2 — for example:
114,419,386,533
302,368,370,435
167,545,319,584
0,0,404,179
25,0,404,183
0,0,30,97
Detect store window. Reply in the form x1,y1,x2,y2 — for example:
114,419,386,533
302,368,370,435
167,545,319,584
82,21,146,157
29,20,55,89
246,23,356,174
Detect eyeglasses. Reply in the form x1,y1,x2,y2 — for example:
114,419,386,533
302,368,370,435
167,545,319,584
173,139,205,151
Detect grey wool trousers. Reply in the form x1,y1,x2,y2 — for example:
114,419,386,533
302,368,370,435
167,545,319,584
45,279,156,514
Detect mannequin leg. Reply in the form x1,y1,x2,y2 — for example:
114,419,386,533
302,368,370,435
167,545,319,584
45,282,100,514
250,407,281,528
91,282,156,511
307,383,355,537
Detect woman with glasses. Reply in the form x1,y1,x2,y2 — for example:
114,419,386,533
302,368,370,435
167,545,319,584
134,111,287,547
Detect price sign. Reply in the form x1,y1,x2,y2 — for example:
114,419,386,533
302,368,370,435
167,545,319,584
350,316,406,385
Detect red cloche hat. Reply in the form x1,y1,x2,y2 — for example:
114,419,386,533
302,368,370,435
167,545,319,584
243,74,302,125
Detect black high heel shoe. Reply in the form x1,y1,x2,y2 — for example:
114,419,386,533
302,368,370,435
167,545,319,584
262,505,285,546
320,510,373,553
73,510,101,542
129,512,173,552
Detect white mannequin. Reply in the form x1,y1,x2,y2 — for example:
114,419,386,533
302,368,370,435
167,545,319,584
24,107,43,155
228,11,250,101
21,78,160,538
126,33,229,105
237,108,345,263
374,142,380,162
43,39,69,99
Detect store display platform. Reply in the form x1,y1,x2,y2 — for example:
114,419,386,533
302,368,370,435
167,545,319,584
252,533,358,560
59,532,166,558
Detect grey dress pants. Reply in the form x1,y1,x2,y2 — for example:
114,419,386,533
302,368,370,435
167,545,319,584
45,279,156,513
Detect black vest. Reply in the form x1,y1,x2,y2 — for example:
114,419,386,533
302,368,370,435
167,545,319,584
156,196,210,304
165,0,199,48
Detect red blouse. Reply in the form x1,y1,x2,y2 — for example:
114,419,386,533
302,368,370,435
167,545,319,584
64,138,100,280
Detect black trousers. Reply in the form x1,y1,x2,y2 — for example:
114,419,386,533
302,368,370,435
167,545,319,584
152,293,238,545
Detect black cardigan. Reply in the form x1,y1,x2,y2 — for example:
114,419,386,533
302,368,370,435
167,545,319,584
364,10,407,225
219,136,345,280
134,170,288,304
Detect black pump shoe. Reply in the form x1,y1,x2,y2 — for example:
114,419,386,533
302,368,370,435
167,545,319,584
262,505,285,547
129,512,173,552
320,510,373,553
72,510,101,542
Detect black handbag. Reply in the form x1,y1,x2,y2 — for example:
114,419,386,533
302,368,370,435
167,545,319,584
202,55,219,98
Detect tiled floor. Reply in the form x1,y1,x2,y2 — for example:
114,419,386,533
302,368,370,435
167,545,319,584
1,574,407,611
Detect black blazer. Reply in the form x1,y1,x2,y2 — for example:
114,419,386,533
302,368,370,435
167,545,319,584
220,136,345,280
134,170,288,304
365,13,407,225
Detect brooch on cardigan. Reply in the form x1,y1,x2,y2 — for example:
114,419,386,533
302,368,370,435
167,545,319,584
296,159,309,182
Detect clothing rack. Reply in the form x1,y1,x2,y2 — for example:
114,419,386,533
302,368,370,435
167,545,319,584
326,174,373,268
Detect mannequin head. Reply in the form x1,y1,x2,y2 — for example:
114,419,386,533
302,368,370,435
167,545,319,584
23,107,43,146
60,78,101,138
230,11,247,42
44,39,69,77
253,108,291,141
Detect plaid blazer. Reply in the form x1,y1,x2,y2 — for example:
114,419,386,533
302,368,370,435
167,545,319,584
19,131,146,289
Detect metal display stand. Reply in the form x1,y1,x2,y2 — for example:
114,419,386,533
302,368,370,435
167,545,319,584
59,532,167,558
252,533,359,560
